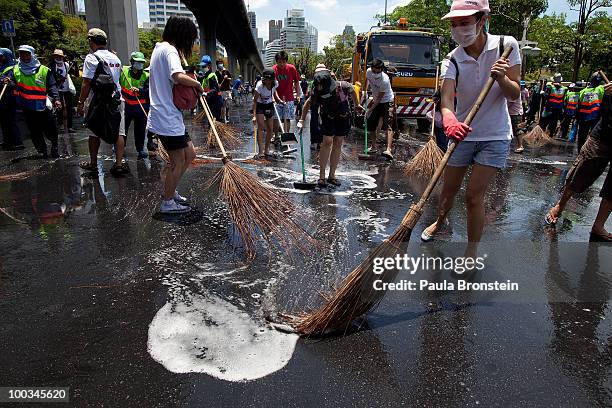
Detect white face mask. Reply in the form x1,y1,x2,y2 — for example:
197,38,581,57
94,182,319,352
54,59,63,64
132,62,144,71
370,71,382,80
451,23,479,48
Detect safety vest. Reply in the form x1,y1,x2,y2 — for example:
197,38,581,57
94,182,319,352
545,85,567,111
578,85,605,122
202,71,220,95
119,66,149,108
12,65,49,111
564,91,579,117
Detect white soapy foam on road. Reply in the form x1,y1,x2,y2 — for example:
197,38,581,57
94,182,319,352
148,292,298,382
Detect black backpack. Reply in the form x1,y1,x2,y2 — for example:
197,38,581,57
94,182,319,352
91,53,117,97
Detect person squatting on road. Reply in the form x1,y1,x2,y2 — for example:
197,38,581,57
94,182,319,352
3,45,61,159
272,51,301,144
420,0,522,260
0,48,24,150
147,16,201,214
120,51,155,159
540,73,567,137
576,72,605,153
200,55,223,122
252,68,284,158
77,28,127,176
545,80,612,242
365,59,395,160
298,69,360,188
50,48,76,134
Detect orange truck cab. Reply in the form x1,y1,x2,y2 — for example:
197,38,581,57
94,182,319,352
352,18,440,131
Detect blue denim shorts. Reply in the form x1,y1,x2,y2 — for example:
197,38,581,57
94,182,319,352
447,139,511,169
275,101,295,120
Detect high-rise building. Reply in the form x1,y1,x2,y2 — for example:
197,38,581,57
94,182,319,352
269,20,282,43
342,25,355,37
280,9,318,53
247,11,256,31
148,0,198,30
341,25,355,47
264,39,282,68
48,0,77,15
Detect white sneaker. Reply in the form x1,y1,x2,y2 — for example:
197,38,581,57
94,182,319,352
160,200,191,214
174,191,189,204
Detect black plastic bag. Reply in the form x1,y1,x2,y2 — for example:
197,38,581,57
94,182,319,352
85,93,121,144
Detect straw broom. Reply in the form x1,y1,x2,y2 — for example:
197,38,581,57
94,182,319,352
523,82,553,147
404,66,443,178
200,94,318,260
194,96,241,150
287,46,514,336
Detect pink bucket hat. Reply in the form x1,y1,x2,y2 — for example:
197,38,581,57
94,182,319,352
314,63,328,73
442,0,490,19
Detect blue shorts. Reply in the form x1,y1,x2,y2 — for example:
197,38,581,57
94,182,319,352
447,140,511,169
275,101,295,121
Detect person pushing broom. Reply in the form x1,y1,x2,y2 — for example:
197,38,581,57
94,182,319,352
420,0,522,259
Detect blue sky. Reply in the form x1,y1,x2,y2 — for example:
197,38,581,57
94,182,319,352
132,0,605,51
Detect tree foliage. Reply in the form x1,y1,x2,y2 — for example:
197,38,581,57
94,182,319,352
138,28,163,61
0,0,64,59
289,47,322,78
322,33,354,79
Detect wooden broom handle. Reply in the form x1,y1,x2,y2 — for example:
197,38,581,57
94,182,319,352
0,83,8,102
411,46,514,215
598,70,610,84
199,94,228,158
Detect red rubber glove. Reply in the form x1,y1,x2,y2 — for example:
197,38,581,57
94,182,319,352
442,111,472,141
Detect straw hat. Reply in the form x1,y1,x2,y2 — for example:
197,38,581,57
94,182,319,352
52,49,65,58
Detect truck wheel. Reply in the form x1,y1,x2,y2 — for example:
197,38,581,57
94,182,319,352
417,118,430,133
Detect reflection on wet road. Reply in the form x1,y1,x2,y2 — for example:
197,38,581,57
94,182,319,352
0,106,610,406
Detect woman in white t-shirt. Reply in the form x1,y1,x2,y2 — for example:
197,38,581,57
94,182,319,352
252,68,283,158
420,0,521,260
147,16,204,214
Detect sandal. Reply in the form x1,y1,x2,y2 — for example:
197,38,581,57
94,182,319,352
327,177,341,187
514,147,524,153
589,231,612,242
79,161,98,173
317,179,327,188
110,164,129,177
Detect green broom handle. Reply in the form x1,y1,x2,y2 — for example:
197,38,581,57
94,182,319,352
299,128,307,182
363,97,369,154
412,46,514,214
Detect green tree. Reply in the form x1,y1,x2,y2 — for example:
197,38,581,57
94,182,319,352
566,0,611,81
489,0,548,40
55,15,88,60
322,33,354,79
288,47,322,78
0,0,64,58
527,13,575,78
138,28,163,60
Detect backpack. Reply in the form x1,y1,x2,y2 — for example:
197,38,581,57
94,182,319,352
91,53,117,97
319,81,352,118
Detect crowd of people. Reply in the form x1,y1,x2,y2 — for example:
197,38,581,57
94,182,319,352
0,0,610,241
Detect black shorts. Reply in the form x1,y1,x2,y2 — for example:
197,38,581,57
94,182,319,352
566,136,612,199
321,114,351,137
367,102,392,131
156,133,192,151
256,102,274,119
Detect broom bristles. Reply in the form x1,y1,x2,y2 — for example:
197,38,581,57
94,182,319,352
289,207,420,336
404,138,444,178
0,170,36,182
523,125,553,148
210,160,318,260
206,123,241,150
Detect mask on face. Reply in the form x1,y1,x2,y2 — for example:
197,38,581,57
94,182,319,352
54,59,63,64
370,71,382,80
133,62,144,71
451,23,479,48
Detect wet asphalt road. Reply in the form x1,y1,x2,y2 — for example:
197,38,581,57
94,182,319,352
0,104,610,407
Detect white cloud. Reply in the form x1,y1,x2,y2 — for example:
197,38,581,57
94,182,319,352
376,0,415,16
317,30,335,52
306,0,338,10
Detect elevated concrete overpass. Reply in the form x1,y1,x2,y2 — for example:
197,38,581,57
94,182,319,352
184,0,265,82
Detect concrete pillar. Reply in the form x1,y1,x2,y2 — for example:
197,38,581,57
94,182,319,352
227,52,238,78
239,58,248,80
199,16,219,68
84,0,138,64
